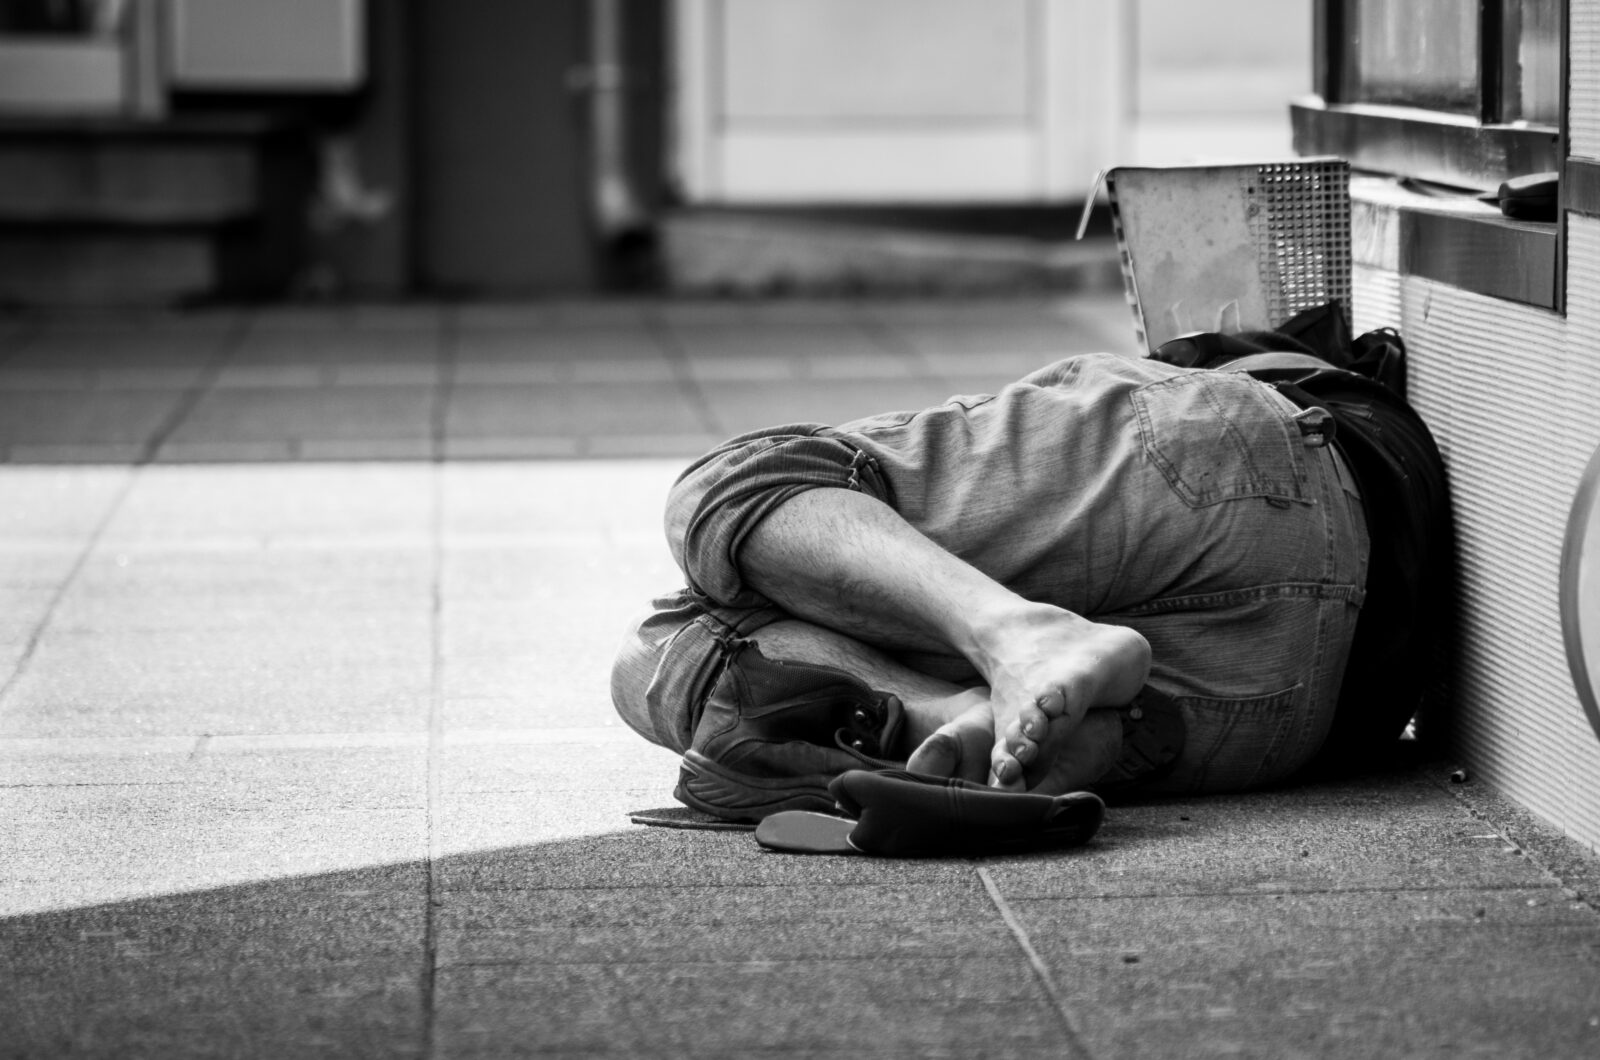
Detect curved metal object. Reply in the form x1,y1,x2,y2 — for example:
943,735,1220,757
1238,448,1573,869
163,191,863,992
1559,442,1600,743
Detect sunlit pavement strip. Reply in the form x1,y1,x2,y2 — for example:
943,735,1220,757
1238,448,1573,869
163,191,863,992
2,726,644,755
1,460,685,919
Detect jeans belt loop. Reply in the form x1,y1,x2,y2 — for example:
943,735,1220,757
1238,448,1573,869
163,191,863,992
1293,406,1336,448
845,448,871,490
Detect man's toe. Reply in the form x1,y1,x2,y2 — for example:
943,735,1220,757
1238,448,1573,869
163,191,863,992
907,732,961,778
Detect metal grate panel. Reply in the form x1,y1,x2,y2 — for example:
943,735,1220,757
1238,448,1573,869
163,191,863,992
1251,160,1352,324
1105,158,1350,353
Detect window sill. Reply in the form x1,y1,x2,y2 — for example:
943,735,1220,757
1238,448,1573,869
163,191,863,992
1567,158,1600,219
1291,96,1559,194
1350,175,1558,310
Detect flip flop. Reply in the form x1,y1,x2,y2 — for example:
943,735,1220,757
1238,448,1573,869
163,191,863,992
754,769,1105,858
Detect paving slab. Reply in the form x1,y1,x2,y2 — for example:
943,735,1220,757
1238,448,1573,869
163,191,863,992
1,745,430,914
454,322,665,360
698,377,970,436
439,459,678,539
2,872,430,1060
9,325,233,373
433,958,1070,1060
986,777,1555,897
1018,889,1600,1060
165,386,436,446
0,389,188,449
437,823,985,893
0,465,131,539
97,464,436,542
232,325,441,364
3,803,428,913
68,540,434,589
434,882,1013,966
0,669,432,738
446,381,711,440
247,302,442,332
0,610,435,736
665,318,887,353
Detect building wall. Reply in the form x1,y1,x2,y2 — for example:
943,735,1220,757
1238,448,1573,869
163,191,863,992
1130,0,1310,165
1350,227,1600,851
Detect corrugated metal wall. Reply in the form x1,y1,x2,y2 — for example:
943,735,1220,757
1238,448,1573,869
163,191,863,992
1572,0,1600,156
1350,216,1600,852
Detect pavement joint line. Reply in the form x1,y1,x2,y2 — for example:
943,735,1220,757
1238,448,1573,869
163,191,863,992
977,866,1093,1060
135,312,250,466
439,727,638,745
423,312,459,1060
201,732,432,752
442,880,983,893
0,468,140,716
0,316,249,709
433,956,1047,971
88,534,440,553
0,780,188,789
1423,761,1600,914
646,312,723,438
998,881,1566,901
0,735,198,754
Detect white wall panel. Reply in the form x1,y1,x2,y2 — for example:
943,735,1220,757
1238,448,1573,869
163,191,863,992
168,0,364,89
1571,0,1600,158
1354,223,1600,853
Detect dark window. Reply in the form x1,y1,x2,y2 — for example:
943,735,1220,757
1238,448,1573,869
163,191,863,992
1503,0,1562,125
1333,0,1559,124
1345,0,1479,116
1299,0,1561,191
1296,0,1567,311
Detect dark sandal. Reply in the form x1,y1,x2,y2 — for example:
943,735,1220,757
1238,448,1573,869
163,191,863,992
1095,685,1186,791
754,768,1105,858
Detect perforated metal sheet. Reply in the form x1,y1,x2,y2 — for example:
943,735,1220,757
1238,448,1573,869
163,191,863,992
1106,158,1351,352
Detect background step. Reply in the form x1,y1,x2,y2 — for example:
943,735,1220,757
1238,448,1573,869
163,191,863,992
658,207,1122,296
0,114,311,306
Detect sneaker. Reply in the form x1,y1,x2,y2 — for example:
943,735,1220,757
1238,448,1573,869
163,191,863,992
674,639,906,822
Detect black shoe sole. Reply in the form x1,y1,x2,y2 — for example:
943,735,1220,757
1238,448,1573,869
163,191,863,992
675,749,840,822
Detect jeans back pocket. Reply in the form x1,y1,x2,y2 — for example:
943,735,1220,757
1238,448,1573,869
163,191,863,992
1131,373,1311,508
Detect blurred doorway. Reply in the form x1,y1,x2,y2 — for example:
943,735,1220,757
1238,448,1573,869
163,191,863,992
672,0,1312,205
413,0,596,293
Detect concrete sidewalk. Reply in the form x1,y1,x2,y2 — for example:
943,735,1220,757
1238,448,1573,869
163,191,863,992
3,294,1599,1058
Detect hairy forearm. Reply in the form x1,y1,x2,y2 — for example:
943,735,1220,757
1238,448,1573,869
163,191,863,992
739,487,1018,661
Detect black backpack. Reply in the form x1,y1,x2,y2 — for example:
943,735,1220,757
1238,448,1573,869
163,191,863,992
1154,303,1454,772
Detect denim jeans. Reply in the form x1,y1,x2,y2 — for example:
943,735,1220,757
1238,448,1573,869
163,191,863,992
613,354,1369,794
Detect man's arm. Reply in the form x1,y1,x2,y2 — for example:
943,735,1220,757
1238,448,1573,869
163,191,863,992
739,486,1150,789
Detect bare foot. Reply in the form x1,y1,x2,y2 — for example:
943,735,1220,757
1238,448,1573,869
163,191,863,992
970,603,1150,791
1019,708,1124,795
903,691,994,785
905,698,1125,795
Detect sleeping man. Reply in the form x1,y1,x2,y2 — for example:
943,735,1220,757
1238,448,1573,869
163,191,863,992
611,327,1448,822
